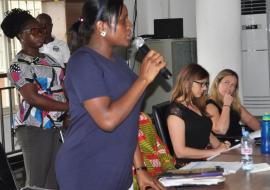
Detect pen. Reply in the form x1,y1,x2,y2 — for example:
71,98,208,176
199,172,223,177
60,130,64,143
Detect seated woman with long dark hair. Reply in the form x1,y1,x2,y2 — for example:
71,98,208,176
167,64,230,168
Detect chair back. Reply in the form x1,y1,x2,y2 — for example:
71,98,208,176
0,142,17,190
152,101,174,155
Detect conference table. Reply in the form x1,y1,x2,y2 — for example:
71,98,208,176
170,144,270,190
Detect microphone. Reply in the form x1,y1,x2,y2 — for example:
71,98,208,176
133,37,172,80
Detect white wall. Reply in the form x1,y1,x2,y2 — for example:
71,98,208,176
196,0,242,96
124,0,134,21
125,0,196,37
42,1,67,42
196,0,242,75
136,0,169,35
170,0,196,37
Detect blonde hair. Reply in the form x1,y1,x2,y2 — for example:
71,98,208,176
171,64,209,115
209,69,241,113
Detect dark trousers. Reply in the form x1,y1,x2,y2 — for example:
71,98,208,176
16,126,61,189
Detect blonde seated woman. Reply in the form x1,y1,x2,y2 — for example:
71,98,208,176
167,64,230,169
206,69,260,141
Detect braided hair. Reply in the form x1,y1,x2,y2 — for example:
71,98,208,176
1,8,35,39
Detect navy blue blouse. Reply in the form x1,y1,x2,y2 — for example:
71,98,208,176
56,47,141,190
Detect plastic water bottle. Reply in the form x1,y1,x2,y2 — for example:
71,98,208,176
241,131,253,170
261,113,270,154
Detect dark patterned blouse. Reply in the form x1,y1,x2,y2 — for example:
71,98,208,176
167,102,212,167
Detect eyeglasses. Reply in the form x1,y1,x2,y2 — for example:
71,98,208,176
21,27,46,36
193,80,209,88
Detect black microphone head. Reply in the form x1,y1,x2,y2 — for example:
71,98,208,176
132,37,172,80
133,37,145,50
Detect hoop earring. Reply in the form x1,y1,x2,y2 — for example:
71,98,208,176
100,31,106,37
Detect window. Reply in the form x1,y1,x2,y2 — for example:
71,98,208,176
0,0,42,108
0,0,42,74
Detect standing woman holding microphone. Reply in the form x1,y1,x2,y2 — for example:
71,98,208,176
55,0,166,189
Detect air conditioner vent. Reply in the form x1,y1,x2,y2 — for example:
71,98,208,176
241,0,266,15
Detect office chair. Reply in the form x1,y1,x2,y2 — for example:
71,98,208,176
152,101,174,156
0,142,17,190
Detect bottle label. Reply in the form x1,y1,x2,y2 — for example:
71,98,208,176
241,147,253,155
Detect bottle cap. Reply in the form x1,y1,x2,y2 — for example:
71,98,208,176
242,130,249,137
263,112,270,121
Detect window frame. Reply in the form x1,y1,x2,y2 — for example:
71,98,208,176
0,0,42,112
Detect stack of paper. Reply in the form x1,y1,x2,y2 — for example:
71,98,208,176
159,175,225,187
180,161,242,175
207,143,241,161
249,129,261,139
158,167,225,187
250,163,270,173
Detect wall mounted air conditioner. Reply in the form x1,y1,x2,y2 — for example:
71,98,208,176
241,0,270,115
